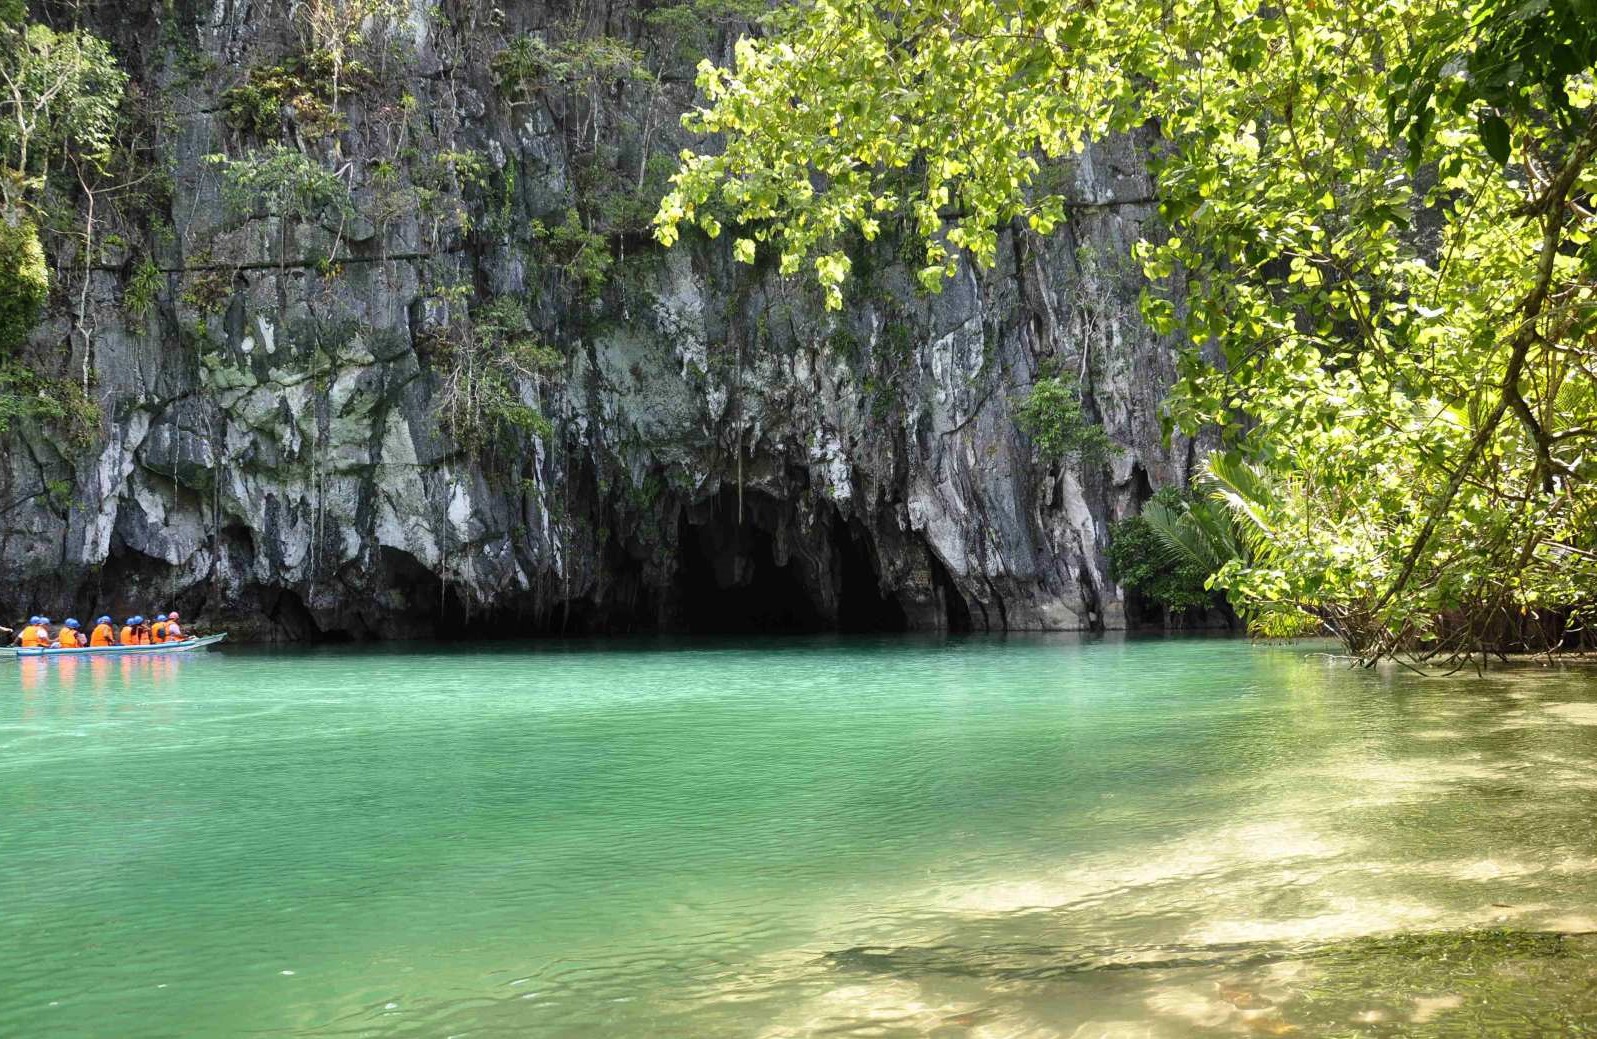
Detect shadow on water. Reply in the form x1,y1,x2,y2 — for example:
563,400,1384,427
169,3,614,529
199,627,1254,658
822,928,1597,1036
824,925,1597,981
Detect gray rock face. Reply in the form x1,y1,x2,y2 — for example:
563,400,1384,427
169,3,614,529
0,1,1210,639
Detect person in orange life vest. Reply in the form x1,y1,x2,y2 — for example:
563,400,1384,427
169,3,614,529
90,616,115,647
18,616,47,648
53,618,85,648
163,612,185,642
151,614,168,641
119,616,142,646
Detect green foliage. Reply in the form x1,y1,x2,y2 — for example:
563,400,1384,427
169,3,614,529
1142,488,1240,579
0,217,46,351
492,33,650,104
0,361,101,446
493,26,681,288
1107,493,1215,616
44,477,71,509
475,297,567,377
659,0,1597,662
123,256,163,319
207,144,352,222
578,151,678,238
0,20,127,216
180,265,232,315
409,149,490,240
1392,0,1597,166
643,0,769,65
0,16,125,348
1014,374,1111,463
531,208,612,299
292,0,402,114
430,296,560,459
1110,483,1317,632
221,54,357,139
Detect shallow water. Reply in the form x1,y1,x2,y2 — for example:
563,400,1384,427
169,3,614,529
2,635,1596,1037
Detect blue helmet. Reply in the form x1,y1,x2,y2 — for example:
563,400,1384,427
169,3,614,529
96,616,110,625
128,615,143,625
29,616,40,625
65,619,79,629
40,617,50,625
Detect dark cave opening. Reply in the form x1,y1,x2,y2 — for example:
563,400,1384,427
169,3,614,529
675,499,827,633
927,548,974,633
833,513,908,633
673,491,907,634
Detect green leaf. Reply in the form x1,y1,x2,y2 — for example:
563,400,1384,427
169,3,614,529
1479,113,1511,164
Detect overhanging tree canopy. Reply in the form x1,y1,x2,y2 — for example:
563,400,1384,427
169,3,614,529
657,0,1597,664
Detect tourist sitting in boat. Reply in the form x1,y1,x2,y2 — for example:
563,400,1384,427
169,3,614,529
17,617,46,648
13,613,212,653
52,619,86,648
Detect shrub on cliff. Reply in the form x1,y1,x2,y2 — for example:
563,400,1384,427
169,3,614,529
0,217,46,351
1014,373,1112,464
0,11,125,351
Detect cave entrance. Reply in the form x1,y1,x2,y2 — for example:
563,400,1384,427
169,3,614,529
673,491,906,635
833,512,908,633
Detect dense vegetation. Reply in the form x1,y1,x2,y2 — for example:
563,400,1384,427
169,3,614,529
1106,488,1225,623
658,0,1597,664
0,0,124,442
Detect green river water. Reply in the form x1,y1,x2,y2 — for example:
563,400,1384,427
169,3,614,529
3,635,1597,1037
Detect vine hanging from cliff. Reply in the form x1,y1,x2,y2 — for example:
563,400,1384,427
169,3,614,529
424,293,562,467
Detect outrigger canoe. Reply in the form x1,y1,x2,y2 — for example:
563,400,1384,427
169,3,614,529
13,633,228,659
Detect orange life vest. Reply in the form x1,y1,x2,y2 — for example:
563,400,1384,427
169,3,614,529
119,625,137,646
164,623,184,642
151,620,168,641
137,628,152,645
90,623,115,647
19,625,45,648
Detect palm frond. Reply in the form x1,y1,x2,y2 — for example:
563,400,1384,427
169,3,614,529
1199,452,1278,562
1202,454,1271,524
1143,497,1216,571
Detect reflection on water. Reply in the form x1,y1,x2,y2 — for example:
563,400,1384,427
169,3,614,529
2,636,1596,1037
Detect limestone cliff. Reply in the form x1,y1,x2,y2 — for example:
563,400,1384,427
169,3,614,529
0,0,1208,639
